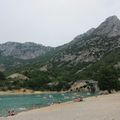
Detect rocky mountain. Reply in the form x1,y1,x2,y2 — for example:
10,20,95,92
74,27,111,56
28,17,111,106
23,15,120,82
0,42,53,60
0,42,54,71
4,16,120,72
40,15,119,72
2,15,120,72
1,15,120,91
6,15,119,71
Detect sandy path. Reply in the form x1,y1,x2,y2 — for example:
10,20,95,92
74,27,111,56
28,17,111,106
1,93,120,120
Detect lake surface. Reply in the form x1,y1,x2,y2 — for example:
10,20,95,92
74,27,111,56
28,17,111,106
0,92,96,117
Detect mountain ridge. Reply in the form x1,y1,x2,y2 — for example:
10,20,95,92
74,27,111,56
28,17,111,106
0,42,54,60
3,15,120,71
30,15,120,81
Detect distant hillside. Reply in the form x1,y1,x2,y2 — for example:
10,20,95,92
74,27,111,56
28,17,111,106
0,42,54,71
0,42,53,60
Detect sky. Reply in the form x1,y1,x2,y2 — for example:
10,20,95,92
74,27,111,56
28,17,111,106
0,0,120,47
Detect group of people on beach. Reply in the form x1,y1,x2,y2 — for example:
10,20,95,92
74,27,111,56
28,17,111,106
8,110,15,116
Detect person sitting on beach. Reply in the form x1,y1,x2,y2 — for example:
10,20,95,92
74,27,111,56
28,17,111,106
74,97,83,102
8,110,15,116
8,111,11,116
11,110,15,116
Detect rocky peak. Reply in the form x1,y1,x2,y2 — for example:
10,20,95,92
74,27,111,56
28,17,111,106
93,15,120,37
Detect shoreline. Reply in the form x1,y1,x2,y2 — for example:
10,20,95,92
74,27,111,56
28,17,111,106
0,90,60,96
1,92,120,120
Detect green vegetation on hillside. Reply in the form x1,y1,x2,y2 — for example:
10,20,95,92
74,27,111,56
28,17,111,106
1,48,119,92
96,66,120,93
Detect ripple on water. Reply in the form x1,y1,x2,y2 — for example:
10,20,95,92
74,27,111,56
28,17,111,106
49,95,53,98
19,107,27,111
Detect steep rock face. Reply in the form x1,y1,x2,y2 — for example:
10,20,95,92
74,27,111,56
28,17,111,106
0,42,53,60
44,16,120,72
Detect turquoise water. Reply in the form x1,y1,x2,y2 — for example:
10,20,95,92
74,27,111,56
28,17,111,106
0,92,95,117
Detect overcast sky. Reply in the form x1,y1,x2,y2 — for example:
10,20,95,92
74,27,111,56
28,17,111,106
0,0,120,47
